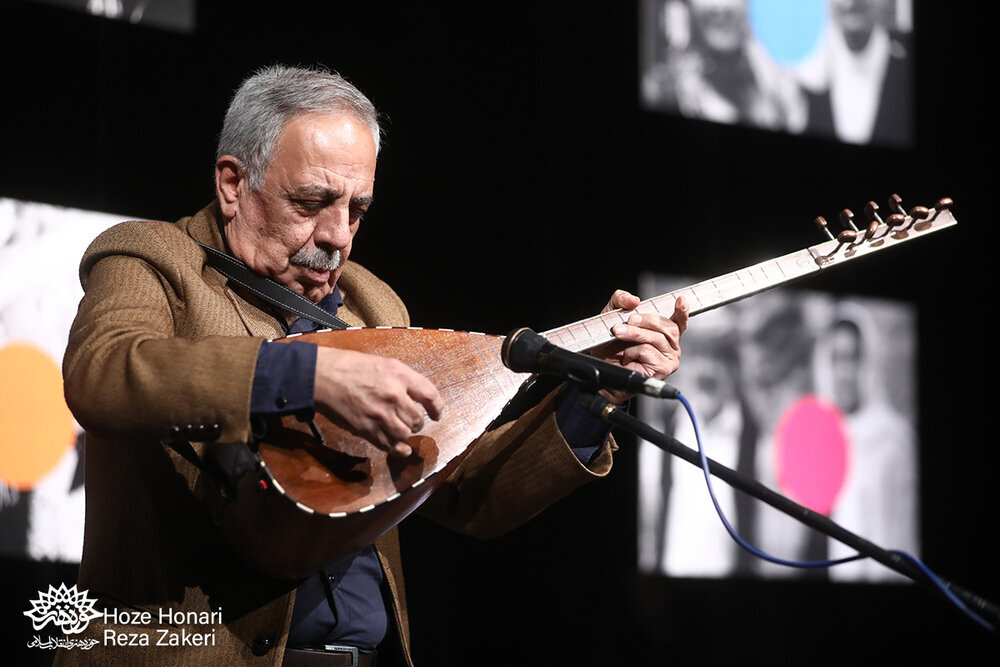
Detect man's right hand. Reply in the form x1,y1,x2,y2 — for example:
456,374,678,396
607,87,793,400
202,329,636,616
312,346,444,457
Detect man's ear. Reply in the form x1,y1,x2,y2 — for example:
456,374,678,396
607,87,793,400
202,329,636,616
215,155,244,221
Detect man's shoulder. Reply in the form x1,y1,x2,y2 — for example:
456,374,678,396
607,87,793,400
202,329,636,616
87,218,190,251
338,262,409,327
81,204,220,278
81,219,200,277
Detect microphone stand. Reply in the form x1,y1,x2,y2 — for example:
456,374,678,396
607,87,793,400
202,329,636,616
576,390,1000,632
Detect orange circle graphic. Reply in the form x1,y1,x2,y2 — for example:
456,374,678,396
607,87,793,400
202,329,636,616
0,343,77,489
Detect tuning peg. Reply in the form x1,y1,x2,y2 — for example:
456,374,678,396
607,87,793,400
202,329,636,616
864,201,884,225
885,213,906,227
837,229,858,245
885,196,907,230
887,194,928,224
888,193,906,216
836,229,859,253
839,209,868,247
839,209,860,232
927,197,954,222
862,219,879,241
821,229,859,261
815,215,835,241
861,201,890,241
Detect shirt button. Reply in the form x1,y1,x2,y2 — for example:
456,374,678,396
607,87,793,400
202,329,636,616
275,396,288,409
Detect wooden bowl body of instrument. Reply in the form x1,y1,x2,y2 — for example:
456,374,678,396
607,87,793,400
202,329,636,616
206,327,527,579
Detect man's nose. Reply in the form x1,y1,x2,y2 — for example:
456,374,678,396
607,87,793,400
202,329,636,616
313,206,352,249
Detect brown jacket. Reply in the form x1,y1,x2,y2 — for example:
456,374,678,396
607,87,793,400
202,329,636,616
58,203,615,665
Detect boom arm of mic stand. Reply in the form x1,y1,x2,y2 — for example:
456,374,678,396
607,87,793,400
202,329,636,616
578,392,1000,632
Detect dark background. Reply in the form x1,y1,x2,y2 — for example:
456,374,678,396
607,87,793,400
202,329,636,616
1,1,996,664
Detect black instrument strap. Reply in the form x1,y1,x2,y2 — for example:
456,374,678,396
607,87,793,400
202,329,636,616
170,243,348,485
197,242,350,331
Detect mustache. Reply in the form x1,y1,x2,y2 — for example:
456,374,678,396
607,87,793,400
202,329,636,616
290,246,341,272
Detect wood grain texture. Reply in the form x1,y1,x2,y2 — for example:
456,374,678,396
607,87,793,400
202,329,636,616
210,328,530,578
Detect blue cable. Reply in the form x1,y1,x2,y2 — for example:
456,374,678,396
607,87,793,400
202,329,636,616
888,550,996,633
674,390,996,633
677,391,862,569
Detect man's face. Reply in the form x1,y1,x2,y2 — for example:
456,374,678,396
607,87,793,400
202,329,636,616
222,112,377,303
690,0,747,54
830,0,880,51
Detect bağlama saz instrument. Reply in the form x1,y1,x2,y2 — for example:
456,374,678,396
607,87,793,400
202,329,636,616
204,195,957,579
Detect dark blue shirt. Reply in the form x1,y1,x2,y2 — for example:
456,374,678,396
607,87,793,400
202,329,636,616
250,288,611,650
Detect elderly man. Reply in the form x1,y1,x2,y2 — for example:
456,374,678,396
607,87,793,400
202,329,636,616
59,65,687,666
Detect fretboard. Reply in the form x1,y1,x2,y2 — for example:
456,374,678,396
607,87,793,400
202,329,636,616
539,200,958,354
542,246,821,354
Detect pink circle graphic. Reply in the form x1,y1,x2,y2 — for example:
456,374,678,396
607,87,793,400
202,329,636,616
774,395,850,516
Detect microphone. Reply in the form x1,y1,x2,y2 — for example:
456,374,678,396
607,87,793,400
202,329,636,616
501,327,678,399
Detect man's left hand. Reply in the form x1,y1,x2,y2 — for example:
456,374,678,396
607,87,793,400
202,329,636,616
591,289,688,404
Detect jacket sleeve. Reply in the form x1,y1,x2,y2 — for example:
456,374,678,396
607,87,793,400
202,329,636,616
417,386,617,539
62,221,267,446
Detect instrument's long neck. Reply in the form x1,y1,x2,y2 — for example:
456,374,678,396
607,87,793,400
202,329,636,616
541,247,822,354
539,200,958,354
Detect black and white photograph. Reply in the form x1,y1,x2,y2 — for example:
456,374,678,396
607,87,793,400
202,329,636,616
640,0,913,146
637,276,918,582
23,0,196,33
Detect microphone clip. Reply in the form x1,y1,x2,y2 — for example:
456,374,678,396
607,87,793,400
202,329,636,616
501,327,678,400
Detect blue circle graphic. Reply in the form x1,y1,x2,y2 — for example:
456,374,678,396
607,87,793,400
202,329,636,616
748,0,828,65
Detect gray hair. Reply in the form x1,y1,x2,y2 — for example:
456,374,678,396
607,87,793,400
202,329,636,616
216,64,381,191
